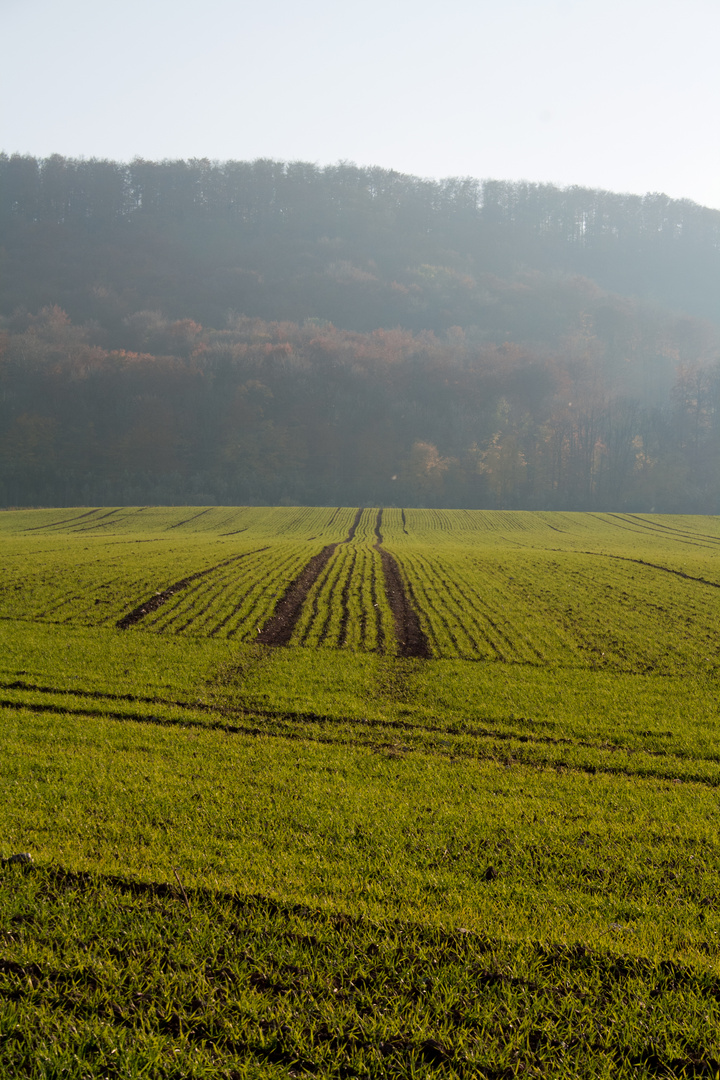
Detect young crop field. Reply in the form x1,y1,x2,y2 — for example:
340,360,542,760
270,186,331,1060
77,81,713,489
2,506,720,1078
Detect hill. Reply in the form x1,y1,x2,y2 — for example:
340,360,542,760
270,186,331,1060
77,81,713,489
1,155,719,510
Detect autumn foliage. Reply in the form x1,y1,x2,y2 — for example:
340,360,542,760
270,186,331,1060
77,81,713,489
1,155,718,509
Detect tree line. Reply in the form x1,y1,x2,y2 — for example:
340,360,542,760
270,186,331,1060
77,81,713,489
2,154,719,334
1,154,718,510
1,306,718,511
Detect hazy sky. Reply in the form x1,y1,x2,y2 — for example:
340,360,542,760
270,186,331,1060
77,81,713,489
2,0,719,209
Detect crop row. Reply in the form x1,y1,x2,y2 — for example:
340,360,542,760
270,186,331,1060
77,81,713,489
381,507,720,559
142,543,317,640
0,505,360,540
386,545,720,672
0,508,361,632
293,543,394,651
3,507,720,669
0,539,265,629
0,506,408,654
1,541,220,627
391,549,562,663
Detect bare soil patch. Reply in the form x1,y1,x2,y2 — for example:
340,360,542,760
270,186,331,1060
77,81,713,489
374,510,431,659
257,545,339,646
257,509,363,647
116,549,269,630
345,507,363,541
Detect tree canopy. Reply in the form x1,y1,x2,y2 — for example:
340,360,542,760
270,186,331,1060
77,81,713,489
1,155,718,510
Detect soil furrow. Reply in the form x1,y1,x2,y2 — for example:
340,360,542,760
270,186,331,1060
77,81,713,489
256,510,362,647
374,510,431,659
115,548,269,630
345,507,363,541
370,553,385,652
337,550,358,648
2,694,717,786
576,550,720,588
23,508,101,532
5,678,720,764
357,549,369,649
168,508,212,530
256,546,339,645
298,522,360,646
298,557,333,646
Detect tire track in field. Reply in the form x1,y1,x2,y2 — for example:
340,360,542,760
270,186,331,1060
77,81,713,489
34,508,125,534
0,677,701,757
314,549,349,646
374,510,431,659
337,550,358,647
575,550,720,589
369,553,385,651
358,550,370,649
258,550,337,647
115,548,269,630
23,508,103,531
4,688,720,787
621,514,720,546
256,509,363,646
168,508,213,530
589,513,711,550
66,509,129,532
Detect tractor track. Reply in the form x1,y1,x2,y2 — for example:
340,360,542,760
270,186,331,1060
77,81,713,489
115,548,269,630
2,684,717,786
257,510,363,646
571,549,720,589
374,510,431,659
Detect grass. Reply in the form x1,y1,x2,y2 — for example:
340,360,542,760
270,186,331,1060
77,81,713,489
2,506,720,1077
4,703,720,945
4,865,720,1079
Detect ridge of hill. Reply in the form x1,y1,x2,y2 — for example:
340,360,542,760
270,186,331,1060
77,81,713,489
2,154,719,333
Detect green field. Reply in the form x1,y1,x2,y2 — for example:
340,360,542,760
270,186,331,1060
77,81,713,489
2,507,720,1078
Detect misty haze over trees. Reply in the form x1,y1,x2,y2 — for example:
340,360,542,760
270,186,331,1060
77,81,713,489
1,153,719,510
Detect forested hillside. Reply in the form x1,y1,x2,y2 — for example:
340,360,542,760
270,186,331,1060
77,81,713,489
1,154,719,509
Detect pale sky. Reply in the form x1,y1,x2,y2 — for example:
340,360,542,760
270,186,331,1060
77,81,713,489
2,0,719,209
